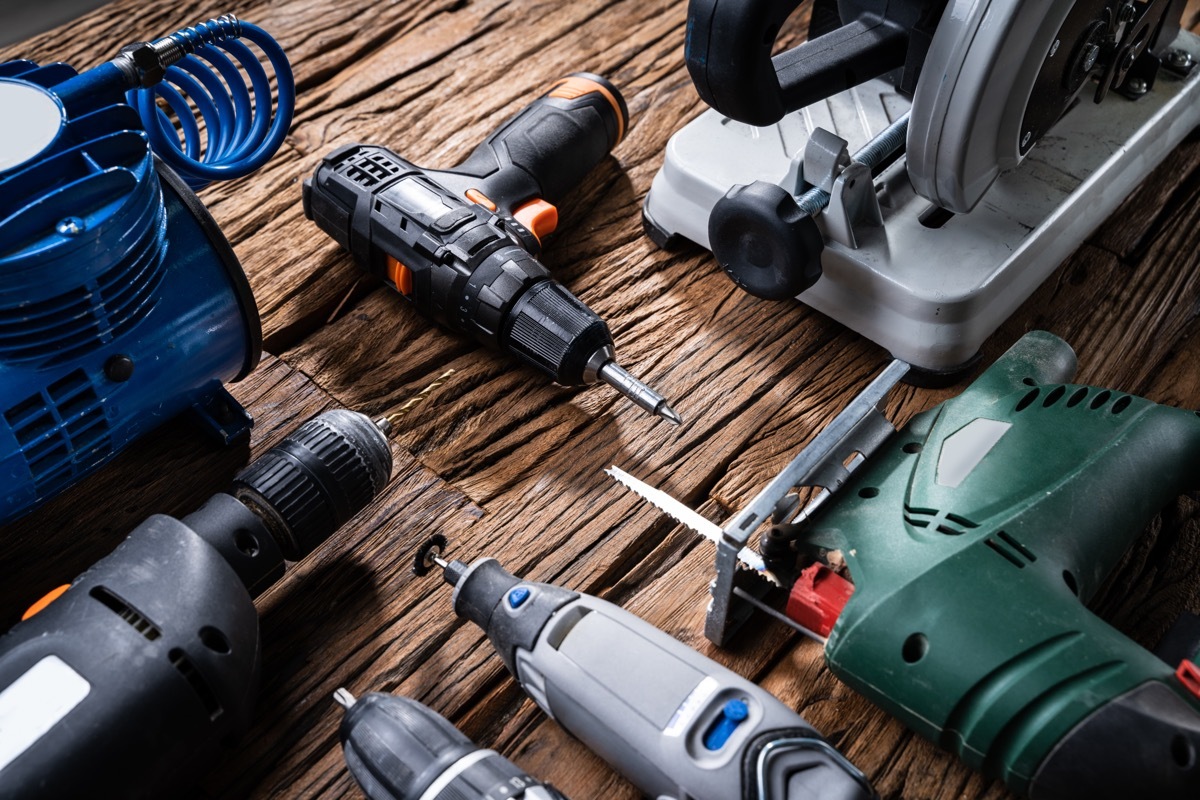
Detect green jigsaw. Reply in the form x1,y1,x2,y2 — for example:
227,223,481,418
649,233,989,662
612,332,1200,799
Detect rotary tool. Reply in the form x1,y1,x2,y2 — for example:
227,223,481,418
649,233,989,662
0,408,392,798
303,73,681,425
614,331,1200,798
334,689,568,800
0,15,294,524
416,542,875,800
646,0,1200,373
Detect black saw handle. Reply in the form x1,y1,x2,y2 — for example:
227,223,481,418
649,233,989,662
685,0,939,126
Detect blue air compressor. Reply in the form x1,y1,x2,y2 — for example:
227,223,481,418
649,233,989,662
0,16,294,524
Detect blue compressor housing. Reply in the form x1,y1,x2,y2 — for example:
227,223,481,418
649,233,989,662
0,58,261,525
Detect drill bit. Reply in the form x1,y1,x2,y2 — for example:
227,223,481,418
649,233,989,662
598,361,682,425
374,369,456,436
333,687,357,709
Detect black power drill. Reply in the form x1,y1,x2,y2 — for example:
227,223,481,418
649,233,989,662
334,689,569,800
303,74,681,425
0,410,393,798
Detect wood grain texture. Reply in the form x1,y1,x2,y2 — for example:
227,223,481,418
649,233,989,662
3,1,1200,799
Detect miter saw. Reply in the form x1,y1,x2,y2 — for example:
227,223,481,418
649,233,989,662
643,0,1199,375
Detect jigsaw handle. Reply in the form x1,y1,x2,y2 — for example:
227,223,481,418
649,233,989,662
1023,619,1200,799
436,73,628,220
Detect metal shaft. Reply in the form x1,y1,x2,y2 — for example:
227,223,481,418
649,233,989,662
796,113,910,216
333,688,357,709
598,361,682,425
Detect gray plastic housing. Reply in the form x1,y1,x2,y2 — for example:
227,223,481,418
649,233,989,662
451,559,873,800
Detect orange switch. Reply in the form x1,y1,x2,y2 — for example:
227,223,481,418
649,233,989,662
513,199,558,243
387,256,413,295
465,188,496,211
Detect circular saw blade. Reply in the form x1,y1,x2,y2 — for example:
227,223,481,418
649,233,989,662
907,0,1106,213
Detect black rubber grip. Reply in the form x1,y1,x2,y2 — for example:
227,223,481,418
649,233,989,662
1029,681,1200,799
233,410,392,559
740,730,877,800
446,72,629,215
686,0,803,124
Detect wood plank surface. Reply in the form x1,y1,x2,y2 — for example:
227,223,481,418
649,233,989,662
3,2,1200,799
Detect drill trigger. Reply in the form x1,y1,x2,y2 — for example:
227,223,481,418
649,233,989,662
512,198,558,243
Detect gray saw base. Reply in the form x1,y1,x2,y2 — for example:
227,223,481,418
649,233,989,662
643,32,1200,372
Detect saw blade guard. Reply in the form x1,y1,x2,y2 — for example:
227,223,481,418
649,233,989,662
907,0,1077,213
909,0,1185,212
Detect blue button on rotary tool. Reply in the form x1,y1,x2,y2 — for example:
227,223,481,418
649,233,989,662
703,699,750,751
508,587,531,609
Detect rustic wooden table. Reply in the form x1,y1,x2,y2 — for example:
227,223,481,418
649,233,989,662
4,2,1200,798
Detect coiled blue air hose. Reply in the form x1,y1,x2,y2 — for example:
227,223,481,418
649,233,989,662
0,15,291,523
125,15,295,189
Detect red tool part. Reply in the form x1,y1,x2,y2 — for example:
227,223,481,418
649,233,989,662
786,563,854,637
1176,660,1200,701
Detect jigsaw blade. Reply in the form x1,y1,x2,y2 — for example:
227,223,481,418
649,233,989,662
606,466,770,576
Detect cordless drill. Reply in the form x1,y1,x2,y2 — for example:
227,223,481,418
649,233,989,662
303,74,681,425
416,544,876,800
334,689,568,800
0,410,393,798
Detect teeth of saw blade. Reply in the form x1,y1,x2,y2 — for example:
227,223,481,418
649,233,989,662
606,466,777,583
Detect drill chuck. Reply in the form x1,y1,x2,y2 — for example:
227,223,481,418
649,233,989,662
233,409,392,560
507,279,614,385
336,690,568,800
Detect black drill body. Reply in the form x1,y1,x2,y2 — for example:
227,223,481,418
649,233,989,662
305,142,610,385
0,410,392,799
303,75,678,423
336,690,569,800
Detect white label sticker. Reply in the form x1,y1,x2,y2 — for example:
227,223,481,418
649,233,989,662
663,675,719,737
0,656,90,773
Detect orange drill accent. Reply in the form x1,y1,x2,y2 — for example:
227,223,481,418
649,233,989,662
22,584,70,621
548,76,626,143
513,199,558,243
465,188,497,211
387,256,414,296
